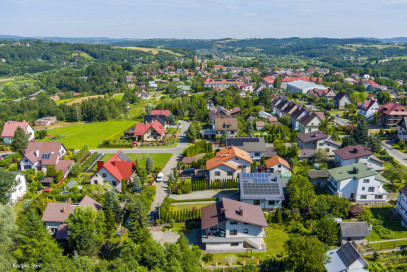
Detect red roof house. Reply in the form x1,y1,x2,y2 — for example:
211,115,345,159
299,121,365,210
150,110,171,117
126,119,165,142
1,121,35,144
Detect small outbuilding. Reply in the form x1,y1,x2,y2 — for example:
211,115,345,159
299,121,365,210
349,205,364,219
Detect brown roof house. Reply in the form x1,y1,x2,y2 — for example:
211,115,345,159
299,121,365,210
298,111,326,133
1,121,35,144
265,156,291,174
213,116,238,137
201,198,268,252
206,146,252,181
377,101,407,129
333,145,384,171
41,195,102,240
297,130,340,157
20,142,74,178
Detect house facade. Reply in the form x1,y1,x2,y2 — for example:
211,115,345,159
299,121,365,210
377,101,407,129
333,145,384,171
201,198,268,252
213,116,238,137
125,119,165,141
397,117,407,141
298,111,325,133
396,185,407,227
1,121,35,144
357,100,379,120
35,116,57,127
286,80,328,94
265,156,291,174
225,137,266,161
327,163,388,202
298,130,340,156
206,146,252,181
325,243,368,272
333,91,352,109
340,222,370,245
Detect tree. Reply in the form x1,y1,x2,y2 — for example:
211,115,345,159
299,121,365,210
315,149,329,164
246,121,253,135
46,165,57,178
279,116,291,127
104,189,122,221
221,129,228,144
0,170,17,204
368,135,382,153
10,126,29,155
315,216,339,245
0,204,16,267
353,119,368,145
127,198,150,244
377,91,391,105
312,195,350,219
66,206,106,257
70,163,81,177
105,208,117,235
176,233,202,272
319,118,329,133
287,176,316,210
383,166,407,189
186,124,197,143
367,262,387,272
137,168,147,184
145,157,154,173
331,131,339,141
273,77,281,89
399,140,406,150
341,135,357,148
273,207,282,224
285,235,326,272
132,176,143,191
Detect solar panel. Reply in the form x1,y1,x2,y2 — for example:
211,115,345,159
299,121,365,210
242,183,281,196
41,154,50,159
117,151,132,162
227,137,259,147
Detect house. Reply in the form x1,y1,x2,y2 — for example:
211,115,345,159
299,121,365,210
377,101,407,129
7,173,27,206
206,100,215,110
289,106,309,130
203,78,244,89
149,81,158,88
308,170,330,189
397,117,407,141
262,76,274,88
325,242,368,272
229,107,241,115
327,163,388,202
357,100,379,120
339,222,370,245
240,83,254,92
144,109,172,126
308,88,336,99
239,172,285,210
267,117,280,126
286,80,328,94
396,185,407,227
201,198,268,252
333,91,352,109
20,142,74,177
213,116,238,137
209,106,231,121
258,110,273,119
35,117,57,127
298,111,326,133
226,137,266,161
297,130,340,156
265,156,291,174
333,145,384,171
125,119,165,141
1,121,35,144
255,121,265,131
253,85,265,96
90,151,136,192
238,90,246,98
41,195,102,239
136,90,151,100
206,146,252,181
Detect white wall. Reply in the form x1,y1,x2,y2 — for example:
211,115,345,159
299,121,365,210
91,167,121,191
331,176,387,202
267,164,290,174
241,199,282,209
9,174,27,205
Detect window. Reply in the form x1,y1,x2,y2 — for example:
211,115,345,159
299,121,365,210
231,243,239,246
102,173,107,178
230,220,238,225
268,200,275,205
230,229,238,235
375,195,383,199
24,159,28,162
362,187,365,191
319,143,323,146
93,180,98,184
244,229,249,234
255,152,260,156
363,179,369,183
227,171,233,176
112,181,117,186
368,187,375,192
360,195,367,199
278,165,281,168
238,165,244,169
215,171,220,176
253,200,260,205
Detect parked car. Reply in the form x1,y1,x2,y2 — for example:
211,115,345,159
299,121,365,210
156,172,164,182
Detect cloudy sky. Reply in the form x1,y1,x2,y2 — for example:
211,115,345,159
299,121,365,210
1,0,407,39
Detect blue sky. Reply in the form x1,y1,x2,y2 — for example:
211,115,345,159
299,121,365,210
1,0,407,39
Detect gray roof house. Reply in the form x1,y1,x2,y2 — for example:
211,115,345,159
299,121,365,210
325,242,368,272
340,222,370,245
226,137,266,161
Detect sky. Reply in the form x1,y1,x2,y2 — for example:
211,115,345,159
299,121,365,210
1,0,407,39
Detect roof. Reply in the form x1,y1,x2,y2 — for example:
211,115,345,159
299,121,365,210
201,198,268,229
299,111,325,126
41,202,75,223
229,107,241,115
328,163,388,183
226,137,266,152
181,157,198,164
298,149,316,158
400,184,407,197
297,130,328,143
287,80,327,90
55,159,74,175
263,76,274,84
150,110,171,117
377,101,407,116
97,150,136,182
239,173,285,201
78,195,102,211
340,222,370,238
206,146,252,170
358,100,377,111
265,156,291,170
255,121,265,127
308,170,330,179
350,205,364,214
325,243,367,271
325,138,341,147
264,147,277,159
336,242,366,268
334,91,350,102
23,142,65,166
1,121,31,137
55,223,69,240
281,77,310,83
133,119,165,136
333,145,373,160
213,117,238,131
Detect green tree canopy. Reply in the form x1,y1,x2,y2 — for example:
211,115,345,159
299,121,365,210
315,216,339,246
287,175,316,210
10,126,29,155
0,170,17,204
285,235,326,272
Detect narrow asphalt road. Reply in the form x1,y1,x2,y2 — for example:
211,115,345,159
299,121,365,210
382,140,407,168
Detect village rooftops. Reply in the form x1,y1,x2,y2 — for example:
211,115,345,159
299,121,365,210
226,137,266,152
201,198,268,229
206,146,252,170
327,163,388,183
333,145,372,160
297,130,328,143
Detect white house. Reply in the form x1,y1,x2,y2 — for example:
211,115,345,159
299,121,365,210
327,163,388,202
334,91,352,110
149,81,158,88
265,156,291,174
201,198,268,252
397,117,407,141
90,151,137,192
297,130,341,156
7,173,27,206
298,111,326,133
358,100,379,120
333,145,384,171
1,121,35,144
258,110,273,119
206,146,252,181
396,185,407,228
325,242,368,272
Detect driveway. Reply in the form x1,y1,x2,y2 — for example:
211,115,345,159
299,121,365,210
382,140,407,167
151,229,180,245
169,189,239,201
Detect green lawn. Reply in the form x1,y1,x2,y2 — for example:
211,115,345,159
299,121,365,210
46,120,135,149
172,203,212,211
366,206,407,241
101,152,172,171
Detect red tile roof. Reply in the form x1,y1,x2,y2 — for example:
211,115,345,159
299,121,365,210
1,121,31,137
265,155,291,170
150,110,171,117
357,100,377,111
206,146,252,170
98,150,137,182
377,101,407,116
134,119,165,136
23,142,65,166
263,76,275,84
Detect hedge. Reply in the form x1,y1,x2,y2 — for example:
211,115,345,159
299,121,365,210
182,141,212,157
176,178,238,194
74,145,90,163
171,197,218,203
367,240,407,250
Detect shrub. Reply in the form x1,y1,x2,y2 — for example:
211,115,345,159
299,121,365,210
202,253,214,263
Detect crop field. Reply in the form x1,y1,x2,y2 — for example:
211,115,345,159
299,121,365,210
122,47,183,56
46,120,135,149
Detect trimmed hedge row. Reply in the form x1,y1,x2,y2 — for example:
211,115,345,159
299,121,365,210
176,178,238,194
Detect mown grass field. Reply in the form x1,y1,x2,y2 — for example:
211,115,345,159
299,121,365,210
101,152,172,171
365,206,407,241
122,47,183,56
46,120,135,149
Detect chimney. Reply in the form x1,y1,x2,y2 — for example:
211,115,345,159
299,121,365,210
353,166,359,174
66,198,71,203
97,161,104,171
353,148,358,153
62,207,66,213
239,206,243,216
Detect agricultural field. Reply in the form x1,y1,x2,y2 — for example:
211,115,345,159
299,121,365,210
72,52,94,60
46,120,135,149
56,93,124,105
122,47,183,56
102,152,172,171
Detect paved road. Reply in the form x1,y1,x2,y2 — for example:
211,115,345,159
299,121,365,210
334,116,350,126
382,140,407,167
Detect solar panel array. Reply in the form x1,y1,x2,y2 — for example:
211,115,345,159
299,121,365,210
227,137,259,147
241,173,275,183
41,154,50,159
117,151,132,162
242,183,281,196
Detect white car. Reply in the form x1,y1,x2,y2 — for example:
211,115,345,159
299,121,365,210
156,172,164,182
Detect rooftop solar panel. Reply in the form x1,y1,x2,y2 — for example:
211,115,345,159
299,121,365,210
117,151,132,162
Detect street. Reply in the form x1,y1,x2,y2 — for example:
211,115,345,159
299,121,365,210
382,140,407,168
